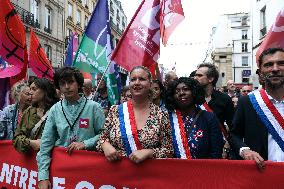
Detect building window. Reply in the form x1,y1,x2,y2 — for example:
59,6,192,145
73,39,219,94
242,43,248,52
242,30,247,39
116,10,120,22
76,9,81,25
122,17,125,28
44,45,52,61
85,16,88,28
83,0,89,8
260,6,267,38
110,1,114,14
44,6,52,33
30,0,39,23
242,56,248,66
67,28,72,37
68,3,73,18
241,16,247,26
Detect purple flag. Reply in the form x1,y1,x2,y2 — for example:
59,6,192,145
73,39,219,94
64,33,78,67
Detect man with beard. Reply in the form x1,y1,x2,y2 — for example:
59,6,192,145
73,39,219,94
194,63,234,159
194,63,234,131
229,48,284,168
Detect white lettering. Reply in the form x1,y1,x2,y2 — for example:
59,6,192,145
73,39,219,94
0,163,14,184
28,170,37,189
53,177,65,189
99,185,116,189
13,166,21,186
75,181,94,189
134,39,154,56
19,168,29,189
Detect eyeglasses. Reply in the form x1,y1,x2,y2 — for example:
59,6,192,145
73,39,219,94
242,90,251,93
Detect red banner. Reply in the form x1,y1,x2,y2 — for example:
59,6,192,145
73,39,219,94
160,0,185,46
29,29,53,80
0,141,284,189
111,0,160,72
0,0,26,78
256,7,284,67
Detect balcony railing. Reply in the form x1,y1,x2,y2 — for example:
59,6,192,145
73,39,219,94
44,27,52,34
67,16,73,22
12,3,40,29
110,7,114,14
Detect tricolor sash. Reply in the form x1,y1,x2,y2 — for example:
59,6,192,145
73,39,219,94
118,101,142,156
200,103,213,112
249,89,284,153
169,110,192,159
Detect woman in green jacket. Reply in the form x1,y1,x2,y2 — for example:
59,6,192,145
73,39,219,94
13,78,58,153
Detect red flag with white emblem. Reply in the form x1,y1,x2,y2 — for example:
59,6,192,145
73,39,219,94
256,7,284,67
111,0,160,73
160,0,185,46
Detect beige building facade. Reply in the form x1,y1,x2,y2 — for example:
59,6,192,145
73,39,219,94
65,0,97,37
12,0,65,68
211,47,233,88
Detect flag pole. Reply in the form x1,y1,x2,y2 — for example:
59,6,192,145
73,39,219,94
92,58,112,101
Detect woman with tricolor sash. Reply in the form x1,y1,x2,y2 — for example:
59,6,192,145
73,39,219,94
97,66,173,163
165,77,224,159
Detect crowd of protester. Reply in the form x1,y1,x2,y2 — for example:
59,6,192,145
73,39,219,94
0,47,283,188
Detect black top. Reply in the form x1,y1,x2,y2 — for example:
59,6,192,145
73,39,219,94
208,90,235,130
229,96,268,160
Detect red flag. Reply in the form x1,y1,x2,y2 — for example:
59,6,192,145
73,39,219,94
111,0,160,73
10,48,28,86
256,7,284,67
0,0,26,78
29,29,53,80
160,0,185,46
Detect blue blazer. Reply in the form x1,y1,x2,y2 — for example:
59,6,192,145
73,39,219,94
192,110,224,159
171,109,224,159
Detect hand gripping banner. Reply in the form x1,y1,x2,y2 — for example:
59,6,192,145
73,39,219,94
0,141,284,189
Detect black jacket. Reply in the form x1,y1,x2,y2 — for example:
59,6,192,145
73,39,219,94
229,96,268,160
208,90,235,130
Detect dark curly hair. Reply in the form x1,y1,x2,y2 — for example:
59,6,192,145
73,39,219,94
54,67,84,93
33,78,59,111
165,77,205,111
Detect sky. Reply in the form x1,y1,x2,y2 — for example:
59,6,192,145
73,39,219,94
119,0,250,77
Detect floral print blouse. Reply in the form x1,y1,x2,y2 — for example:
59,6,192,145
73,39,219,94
97,103,173,158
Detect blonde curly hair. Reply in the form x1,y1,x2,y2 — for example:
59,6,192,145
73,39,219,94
11,81,29,102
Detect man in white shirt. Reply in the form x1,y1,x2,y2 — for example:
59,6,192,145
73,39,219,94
229,48,284,168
